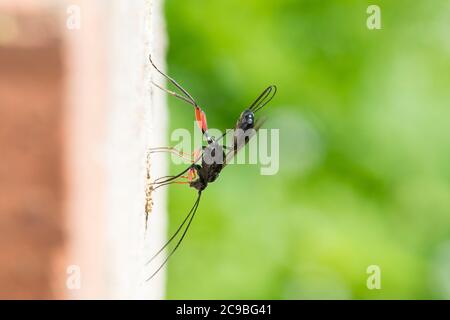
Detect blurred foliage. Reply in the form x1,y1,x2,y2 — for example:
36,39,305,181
162,0,450,299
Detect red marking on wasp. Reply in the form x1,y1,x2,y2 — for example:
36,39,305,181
195,107,208,134
187,167,196,182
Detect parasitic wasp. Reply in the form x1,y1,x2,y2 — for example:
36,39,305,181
146,55,277,281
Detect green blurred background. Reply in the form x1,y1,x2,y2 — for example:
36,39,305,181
162,0,450,299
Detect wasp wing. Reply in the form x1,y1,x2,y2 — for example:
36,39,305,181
249,85,277,113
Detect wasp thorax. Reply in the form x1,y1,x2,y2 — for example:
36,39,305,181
190,179,207,191
203,142,225,165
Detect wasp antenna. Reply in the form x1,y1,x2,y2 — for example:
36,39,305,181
146,192,202,281
149,54,199,107
145,193,199,266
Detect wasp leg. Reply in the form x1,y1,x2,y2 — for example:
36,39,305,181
149,54,199,107
152,167,197,191
149,146,203,163
151,164,196,187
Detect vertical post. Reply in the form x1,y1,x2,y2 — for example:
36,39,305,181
64,0,167,299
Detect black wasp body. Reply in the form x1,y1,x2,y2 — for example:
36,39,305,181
145,55,276,281
236,109,255,131
189,140,225,192
189,103,263,192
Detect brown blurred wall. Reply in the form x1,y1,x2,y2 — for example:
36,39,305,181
0,0,168,299
0,11,64,299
